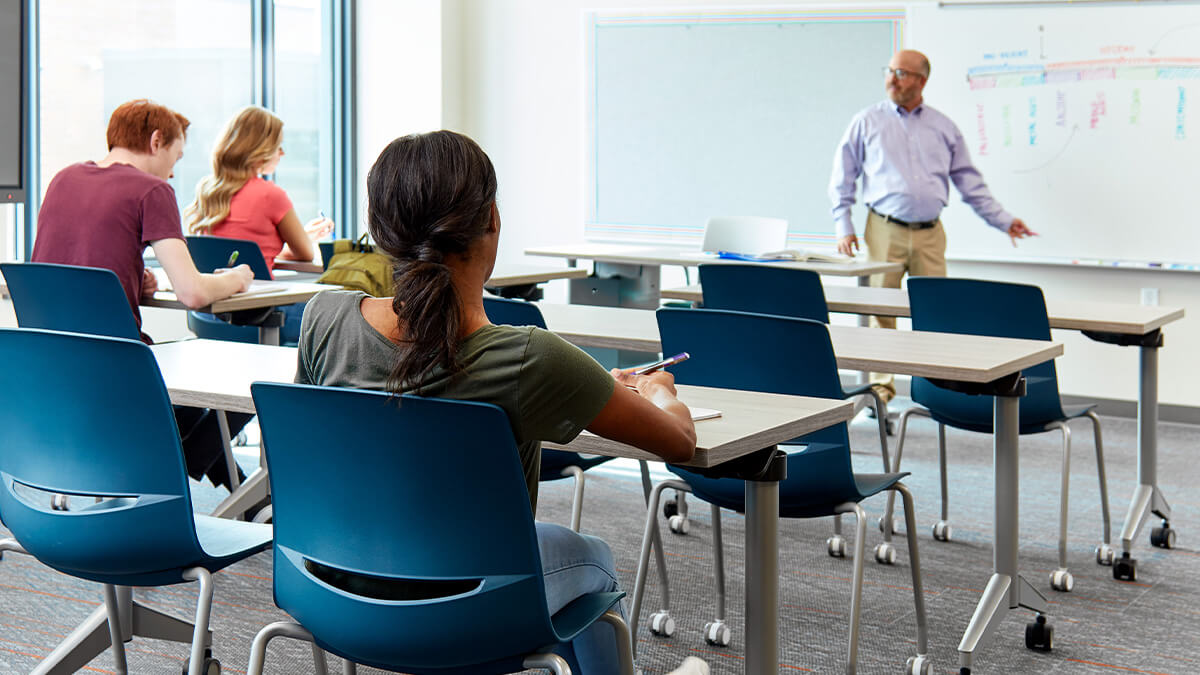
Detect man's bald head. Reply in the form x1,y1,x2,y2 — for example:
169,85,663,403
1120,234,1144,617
885,50,930,110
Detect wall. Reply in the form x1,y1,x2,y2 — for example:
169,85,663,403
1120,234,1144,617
368,0,1196,408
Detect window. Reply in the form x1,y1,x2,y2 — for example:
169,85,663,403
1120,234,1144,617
273,0,330,229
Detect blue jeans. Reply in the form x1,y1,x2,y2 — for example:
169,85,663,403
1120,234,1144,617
537,522,627,674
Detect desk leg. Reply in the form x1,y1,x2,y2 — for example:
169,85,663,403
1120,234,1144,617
957,393,1048,672
744,473,780,674
1117,344,1173,568
33,585,207,674
258,325,280,346
210,466,269,519
857,275,871,387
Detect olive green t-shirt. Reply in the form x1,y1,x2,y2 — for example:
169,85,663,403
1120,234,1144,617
295,290,616,511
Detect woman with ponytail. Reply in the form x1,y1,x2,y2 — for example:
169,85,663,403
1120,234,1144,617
295,131,706,675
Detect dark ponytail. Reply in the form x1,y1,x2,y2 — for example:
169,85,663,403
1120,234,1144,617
365,130,498,393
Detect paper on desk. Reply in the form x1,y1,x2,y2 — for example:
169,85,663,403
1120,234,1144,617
231,281,290,298
689,407,722,421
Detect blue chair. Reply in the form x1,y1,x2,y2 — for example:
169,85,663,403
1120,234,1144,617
888,277,1112,592
184,235,276,344
483,296,616,531
0,328,272,674
0,262,141,340
630,308,930,675
696,263,893,547
247,383,634,675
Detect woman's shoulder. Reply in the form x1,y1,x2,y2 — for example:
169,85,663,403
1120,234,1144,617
305,288,369,320
238,176,286,197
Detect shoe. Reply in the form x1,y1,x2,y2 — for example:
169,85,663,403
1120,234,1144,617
666,656,710,675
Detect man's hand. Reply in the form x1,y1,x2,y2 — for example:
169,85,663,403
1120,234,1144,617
140,267,159,300
213,264,254,293
610,367,679,397
1008,218,1037,246
837,234,859,257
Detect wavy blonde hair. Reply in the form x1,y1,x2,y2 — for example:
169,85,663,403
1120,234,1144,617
185,106,284,234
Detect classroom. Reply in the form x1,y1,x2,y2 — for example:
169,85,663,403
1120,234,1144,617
0,1,1197,674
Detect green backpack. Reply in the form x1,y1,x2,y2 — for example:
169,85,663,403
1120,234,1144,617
317,234,394,297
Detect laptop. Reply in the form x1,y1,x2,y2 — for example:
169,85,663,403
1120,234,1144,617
700,216,789,256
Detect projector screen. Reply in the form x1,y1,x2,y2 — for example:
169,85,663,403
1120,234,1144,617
0,0,25,203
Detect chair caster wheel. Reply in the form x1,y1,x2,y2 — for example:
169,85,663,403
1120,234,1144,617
959,669,971,675
703,620,731,647
1150,523,1175,549
1113,552,1137,581
932,520,952,542
1025,614,1053,651
1095,543,1115,566
877,516,896,535
183,648,221,675
873,542,896,565
233,430,248,447
649,611,675,637
1049,568,1074,592
826,535,847,558
50,494,70,511
668,514,689,535
905,654,932,675
663,498,678,519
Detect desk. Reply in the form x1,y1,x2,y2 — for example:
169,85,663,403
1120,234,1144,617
663,282,1186,576
144,281,332,345
275,259,588,286
150,338,853,675
534,302,1063,672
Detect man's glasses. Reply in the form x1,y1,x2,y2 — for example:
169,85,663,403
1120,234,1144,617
883,67,924,81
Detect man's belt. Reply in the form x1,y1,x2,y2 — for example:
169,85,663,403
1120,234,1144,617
870,207,938,230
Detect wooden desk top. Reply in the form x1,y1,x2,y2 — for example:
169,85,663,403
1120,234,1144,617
660,284,1185,336
274,260,588,288
144,280,333,314
525,243,902,277
150,339,852,469
536,303,1062,383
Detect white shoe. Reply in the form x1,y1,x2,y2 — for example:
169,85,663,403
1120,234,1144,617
666,656,710,675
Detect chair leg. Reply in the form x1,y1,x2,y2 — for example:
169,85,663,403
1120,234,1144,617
342,659,358,674
562,465,586,532
247,621,323,675
1046,422,1076,592
833,502,868,675
1086,410,1115,565
0,537,28,558
637,462,672,614
524,652,572,674
215,410,241,494
891,483,930,670
882,407,931,539
181,567,214,675
100,584,128,674
864,387,891,472
596,608,637,675
311,644,330,675
631,478,691,655
704,502,731,647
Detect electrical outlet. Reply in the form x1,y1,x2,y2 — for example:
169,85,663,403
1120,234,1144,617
1141,288,1159,306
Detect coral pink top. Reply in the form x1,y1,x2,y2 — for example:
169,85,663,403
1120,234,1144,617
210,177,293,273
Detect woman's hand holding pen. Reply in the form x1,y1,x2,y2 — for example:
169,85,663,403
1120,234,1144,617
213,264,253,293
305,215,335,241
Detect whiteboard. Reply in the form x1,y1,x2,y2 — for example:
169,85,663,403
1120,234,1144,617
910,3,1200,268
587,10,901,248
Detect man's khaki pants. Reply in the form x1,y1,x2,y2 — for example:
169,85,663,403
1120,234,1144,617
863,209,948,399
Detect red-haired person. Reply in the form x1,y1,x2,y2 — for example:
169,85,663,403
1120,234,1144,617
32,98,256,493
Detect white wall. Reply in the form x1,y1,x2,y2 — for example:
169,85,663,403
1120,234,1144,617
362,0,1196,407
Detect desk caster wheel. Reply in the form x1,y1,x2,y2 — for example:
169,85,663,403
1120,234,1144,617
827,535,847,558
703,620,731,647
905,654,931,675
1150,522,1175,549
668,514,689,535
649,611,675,637
1095,543,1115,566
1025,614,1053,652
932,520,952,542
1113,552,1137,581
873,542,896,565
1049,568,1074,592
183,648,221,675
663,498,678,519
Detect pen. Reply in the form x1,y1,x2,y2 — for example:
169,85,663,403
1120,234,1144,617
226,250,239,267
632,352,690,376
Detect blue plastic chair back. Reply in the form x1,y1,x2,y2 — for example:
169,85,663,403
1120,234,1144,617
252,383,565,672
698,264,830,323
656,308,859,513
0,328,206,585
907,277,1065,431
482,296,547,329
185,235,273,280
0,262,141,340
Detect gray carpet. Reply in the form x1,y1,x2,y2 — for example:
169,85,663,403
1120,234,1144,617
0,403,1196,674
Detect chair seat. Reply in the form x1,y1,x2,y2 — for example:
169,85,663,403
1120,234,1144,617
193,514,272,568
923,399,1097,436
539,450,614,480
548,590,625,642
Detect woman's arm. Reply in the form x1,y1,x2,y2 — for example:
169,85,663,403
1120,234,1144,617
586,369,697,464
277,210,334,262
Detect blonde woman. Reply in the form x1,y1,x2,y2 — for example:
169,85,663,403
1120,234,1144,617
185,106,333,274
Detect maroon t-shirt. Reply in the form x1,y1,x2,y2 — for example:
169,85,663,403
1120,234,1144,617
31,161,185,330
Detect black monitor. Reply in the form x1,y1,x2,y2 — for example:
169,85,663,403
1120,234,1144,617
0,0,26,203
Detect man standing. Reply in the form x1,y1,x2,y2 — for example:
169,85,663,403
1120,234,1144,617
829,49,1036,406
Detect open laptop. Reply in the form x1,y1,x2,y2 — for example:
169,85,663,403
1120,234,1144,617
700,216,789,256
